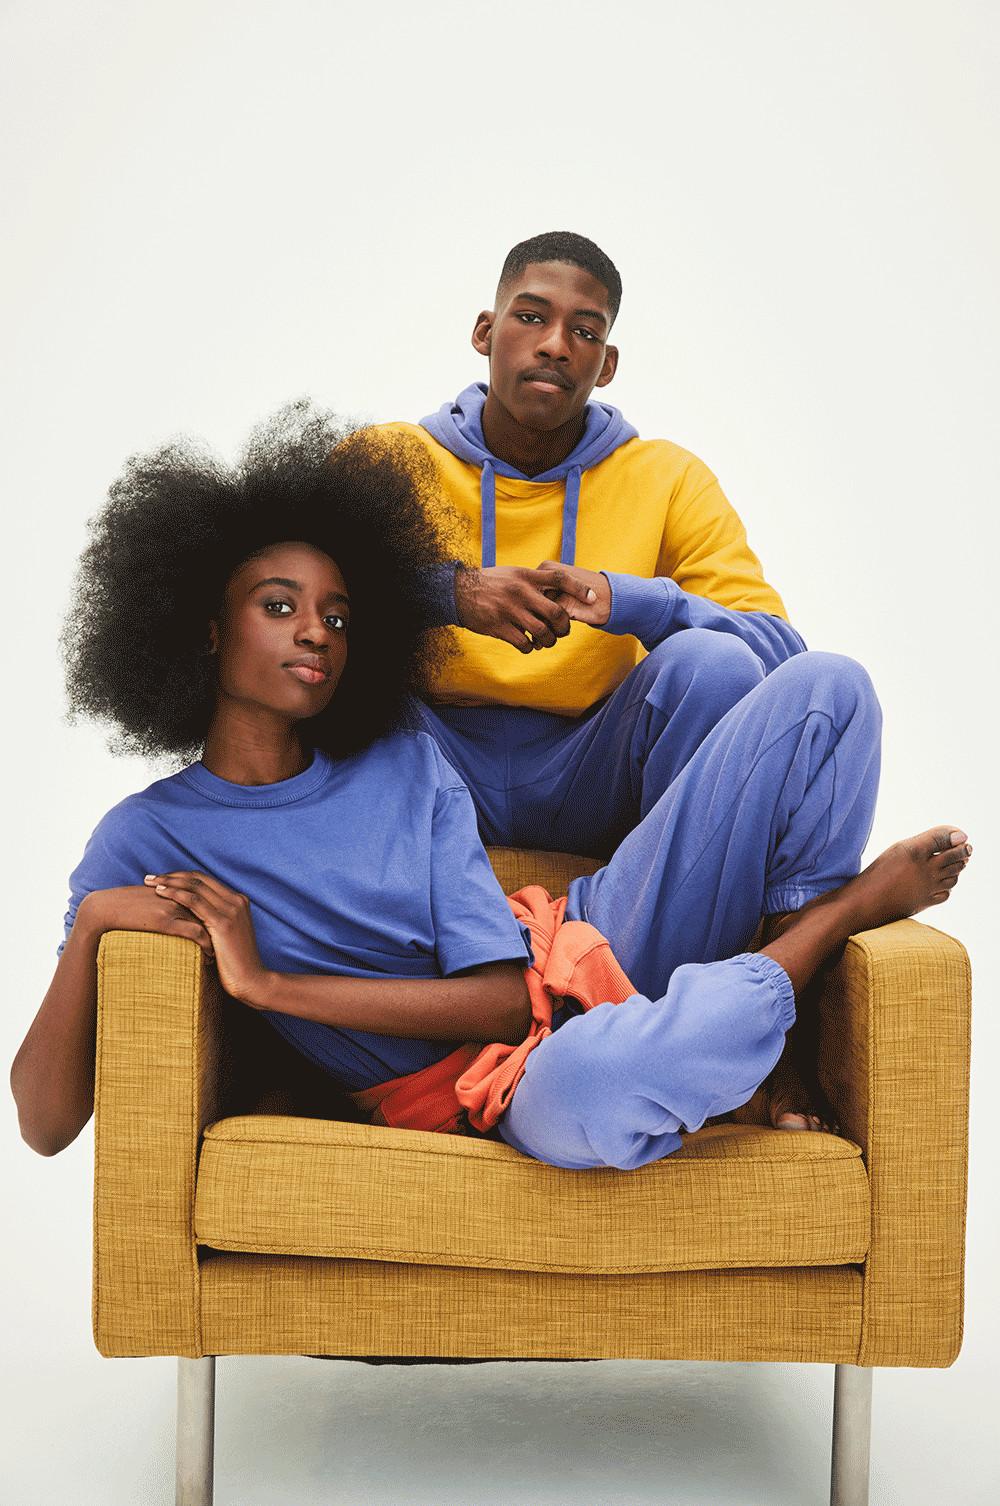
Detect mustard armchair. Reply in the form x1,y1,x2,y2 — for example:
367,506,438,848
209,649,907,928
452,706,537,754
91,849,971,1506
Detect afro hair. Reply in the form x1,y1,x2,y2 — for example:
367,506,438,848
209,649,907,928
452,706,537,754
62,401,467,763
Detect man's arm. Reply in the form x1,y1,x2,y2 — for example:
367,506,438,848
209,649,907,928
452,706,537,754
600,571,806,670
542,458,807,672
542,562,805,673
419,561,598,653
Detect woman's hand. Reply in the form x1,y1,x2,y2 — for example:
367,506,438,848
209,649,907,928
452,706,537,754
142,871,273,1007
78,885,216,959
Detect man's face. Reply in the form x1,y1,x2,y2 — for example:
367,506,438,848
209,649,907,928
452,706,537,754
472,261,618,432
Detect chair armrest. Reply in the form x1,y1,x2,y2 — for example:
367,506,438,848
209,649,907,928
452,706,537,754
816,918,971,1366
93,930,221,1357
92,929,367,1356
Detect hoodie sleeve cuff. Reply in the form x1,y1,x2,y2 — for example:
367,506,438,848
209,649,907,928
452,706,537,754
602,572,682,645
417,563,461,628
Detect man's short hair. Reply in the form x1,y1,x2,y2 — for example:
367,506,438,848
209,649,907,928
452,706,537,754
497,231,622,325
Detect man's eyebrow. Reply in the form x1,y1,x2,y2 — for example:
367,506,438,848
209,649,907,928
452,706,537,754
250,576,350,605
512,291,607,327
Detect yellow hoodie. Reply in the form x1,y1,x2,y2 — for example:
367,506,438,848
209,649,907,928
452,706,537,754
378,421,793,717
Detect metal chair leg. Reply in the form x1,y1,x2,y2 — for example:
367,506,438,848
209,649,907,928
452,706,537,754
176,1356,216,1506
830,1363,872,1506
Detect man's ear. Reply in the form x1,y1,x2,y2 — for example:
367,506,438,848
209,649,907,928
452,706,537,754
595,344,619,388
471,309,494,358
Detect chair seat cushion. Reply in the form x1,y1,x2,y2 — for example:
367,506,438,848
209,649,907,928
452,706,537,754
194,1117,870,1274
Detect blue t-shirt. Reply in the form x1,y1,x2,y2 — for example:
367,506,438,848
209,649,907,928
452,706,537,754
62,733,534,1090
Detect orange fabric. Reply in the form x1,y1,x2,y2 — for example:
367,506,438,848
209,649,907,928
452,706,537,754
348,886,637,1135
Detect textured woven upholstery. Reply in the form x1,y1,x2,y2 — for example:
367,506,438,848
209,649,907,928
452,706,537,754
194,1117,870,1271
92,848,970,1368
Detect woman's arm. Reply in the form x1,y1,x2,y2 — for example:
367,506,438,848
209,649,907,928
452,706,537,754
146,871,533,1046
249,960,532,1045
11,912,101,1157
10,887,214,1157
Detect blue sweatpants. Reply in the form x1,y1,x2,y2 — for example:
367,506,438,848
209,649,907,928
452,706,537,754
495,651,882,1170
413,630,766,857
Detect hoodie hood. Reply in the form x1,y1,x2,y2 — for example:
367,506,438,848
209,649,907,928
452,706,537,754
420,382,637,567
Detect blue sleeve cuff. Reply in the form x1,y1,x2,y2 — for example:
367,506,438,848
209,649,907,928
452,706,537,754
419,563,461,628
602,571,681,641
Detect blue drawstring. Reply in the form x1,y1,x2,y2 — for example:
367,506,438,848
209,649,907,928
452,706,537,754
479,461,582,569
480,460,497,568
560,467,582,566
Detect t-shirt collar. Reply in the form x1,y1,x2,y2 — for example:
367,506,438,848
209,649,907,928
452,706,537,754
179,748,333,808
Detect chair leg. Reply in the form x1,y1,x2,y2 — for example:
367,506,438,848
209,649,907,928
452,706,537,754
176,1356,216,1506
830,1363,872,1506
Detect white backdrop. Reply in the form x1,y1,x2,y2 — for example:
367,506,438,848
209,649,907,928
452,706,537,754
2,2,997,1502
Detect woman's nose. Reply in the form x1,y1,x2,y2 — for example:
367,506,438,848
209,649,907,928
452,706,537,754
295,613,330,646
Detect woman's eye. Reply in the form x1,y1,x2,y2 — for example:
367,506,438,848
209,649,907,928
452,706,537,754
263,600,293,615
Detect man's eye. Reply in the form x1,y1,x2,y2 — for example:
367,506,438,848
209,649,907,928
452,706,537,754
516,312,542,324
264,600,293,615
325,615,347,631
576,328,597,341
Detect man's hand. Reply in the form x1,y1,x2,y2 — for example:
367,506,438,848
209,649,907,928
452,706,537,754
454,564,599,654
535,562,612,627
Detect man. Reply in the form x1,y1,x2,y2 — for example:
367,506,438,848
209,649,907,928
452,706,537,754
376,231,861,1132
379,230,808,862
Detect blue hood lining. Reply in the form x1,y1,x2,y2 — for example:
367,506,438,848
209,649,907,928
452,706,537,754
420,382,637,567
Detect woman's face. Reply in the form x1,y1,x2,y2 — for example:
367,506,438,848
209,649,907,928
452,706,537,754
210,541,349,722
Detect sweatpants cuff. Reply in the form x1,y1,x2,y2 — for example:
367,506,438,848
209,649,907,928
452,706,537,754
737,951,797,1033
763,883,833,914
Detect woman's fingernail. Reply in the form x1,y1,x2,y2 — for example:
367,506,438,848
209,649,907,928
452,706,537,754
144,875,157,883
586,589,596,602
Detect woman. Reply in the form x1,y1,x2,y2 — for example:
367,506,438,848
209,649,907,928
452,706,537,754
10,404,972,1170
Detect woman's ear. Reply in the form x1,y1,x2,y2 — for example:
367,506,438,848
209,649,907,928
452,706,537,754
206,620,219,656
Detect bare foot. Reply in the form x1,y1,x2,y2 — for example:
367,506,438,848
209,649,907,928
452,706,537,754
760,996,841,1132
762,826,972,1000
760,826,972,1131
764,1044,832,1131
828,825,973,932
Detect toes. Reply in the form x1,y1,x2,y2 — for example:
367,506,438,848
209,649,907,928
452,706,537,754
921,827,966,858
775,1111,827,1133
775,1112,812,1131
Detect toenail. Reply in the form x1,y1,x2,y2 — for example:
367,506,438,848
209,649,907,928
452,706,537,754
966,844,973,857
950,830,967,845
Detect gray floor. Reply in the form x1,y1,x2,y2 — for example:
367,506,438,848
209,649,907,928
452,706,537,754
4,1349,998,1505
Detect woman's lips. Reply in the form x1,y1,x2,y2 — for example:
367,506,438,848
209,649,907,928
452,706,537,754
286,663,329,686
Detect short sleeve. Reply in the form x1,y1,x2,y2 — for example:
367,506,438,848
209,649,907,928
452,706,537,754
429,784,534,976
59,800,146,955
